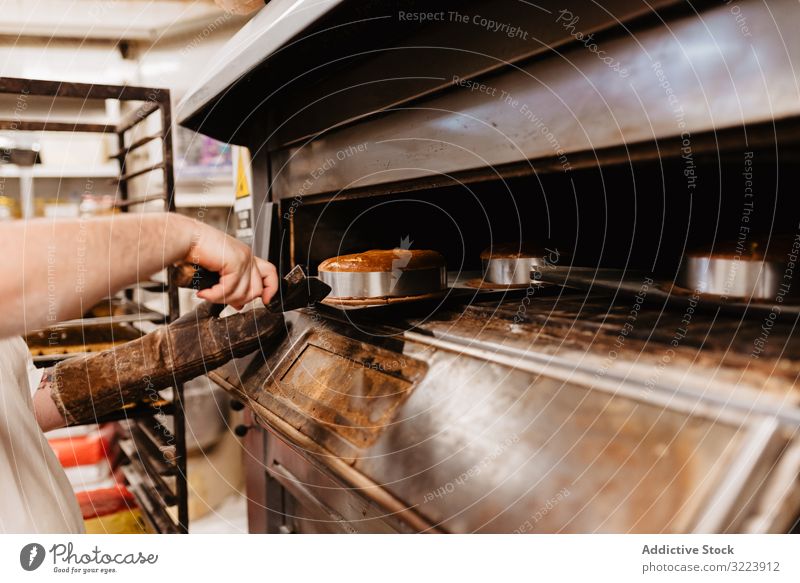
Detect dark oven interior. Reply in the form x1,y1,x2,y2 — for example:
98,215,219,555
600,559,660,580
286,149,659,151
279,150,800,281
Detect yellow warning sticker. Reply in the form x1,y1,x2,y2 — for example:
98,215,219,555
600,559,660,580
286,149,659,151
235,153,250,199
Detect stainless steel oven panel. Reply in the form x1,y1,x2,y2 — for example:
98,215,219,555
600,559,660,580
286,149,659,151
264,432,409,533
264,0,681,148
354,342,779,533
271,0,800,199
216,309,791,533
179,0,681,145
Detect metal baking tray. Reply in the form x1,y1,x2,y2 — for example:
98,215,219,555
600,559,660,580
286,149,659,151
26,322,144,362
51,297,167,328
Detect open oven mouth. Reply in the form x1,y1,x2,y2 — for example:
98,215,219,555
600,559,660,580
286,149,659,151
277,149,800,311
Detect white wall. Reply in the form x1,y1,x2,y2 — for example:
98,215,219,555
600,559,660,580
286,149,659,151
0,9,247,210
133,19,244,207
0,38,136,85
134,15,243,100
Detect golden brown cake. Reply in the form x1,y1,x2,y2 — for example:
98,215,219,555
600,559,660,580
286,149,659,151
480,242,557,260
318,249,445,273
686,239,789,262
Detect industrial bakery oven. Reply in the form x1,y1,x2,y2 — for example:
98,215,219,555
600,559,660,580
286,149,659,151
178,0,800,533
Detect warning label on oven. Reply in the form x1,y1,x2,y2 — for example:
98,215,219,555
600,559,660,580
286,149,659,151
233,147,254,241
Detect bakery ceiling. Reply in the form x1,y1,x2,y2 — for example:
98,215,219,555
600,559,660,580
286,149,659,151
177,0,342,132
0,0,240,42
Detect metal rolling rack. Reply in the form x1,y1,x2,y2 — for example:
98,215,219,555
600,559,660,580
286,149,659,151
0,77,189,533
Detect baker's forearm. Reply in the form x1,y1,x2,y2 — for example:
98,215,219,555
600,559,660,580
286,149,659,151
0,213,197,337
32,368,66,433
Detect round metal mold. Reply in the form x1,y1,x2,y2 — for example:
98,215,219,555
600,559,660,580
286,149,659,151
318,265,447,299
481,256,555,286
678,254,785,300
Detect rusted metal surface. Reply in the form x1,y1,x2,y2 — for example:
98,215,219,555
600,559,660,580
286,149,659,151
26,322,142,358
157,87,188,532
108,132,163,160
534,268,800,319
209,369,438,533
266,436,414,533
113,195,169,209
444,294,800,402
116,161,165,183
117,99,162,133
213,292,800,532
259,327,427,458
0,76,164,101
0,120,115,132
242,408,269,533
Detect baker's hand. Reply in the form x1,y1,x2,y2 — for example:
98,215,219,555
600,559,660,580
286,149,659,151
183,219,278,309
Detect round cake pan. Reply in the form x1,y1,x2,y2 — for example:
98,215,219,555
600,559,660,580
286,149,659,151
679,255,784,300
319,266,447,299
482,256,552,286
